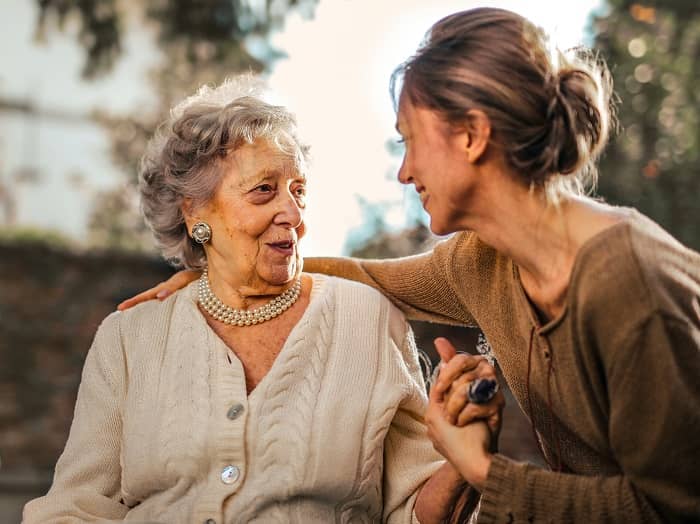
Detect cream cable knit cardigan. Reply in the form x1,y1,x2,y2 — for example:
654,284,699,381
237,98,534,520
24,275,444,524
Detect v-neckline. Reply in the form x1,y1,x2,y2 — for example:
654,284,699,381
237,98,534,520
189,274,329,399
511,217,632,335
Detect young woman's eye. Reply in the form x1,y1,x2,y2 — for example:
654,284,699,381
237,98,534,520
396,137,405,144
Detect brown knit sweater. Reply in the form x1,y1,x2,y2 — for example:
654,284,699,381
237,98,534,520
305,210,700,523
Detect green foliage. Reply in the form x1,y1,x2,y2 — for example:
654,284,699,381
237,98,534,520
594,1,700,249
34,0,318,251
35,0,316,79
87,185,155,252
348,223,434,260
0,226,75,249
35,0,121,78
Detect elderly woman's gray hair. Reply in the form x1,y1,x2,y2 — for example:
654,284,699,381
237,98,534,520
140,76,310,269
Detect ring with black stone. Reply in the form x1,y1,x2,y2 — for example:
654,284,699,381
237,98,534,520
467,378,499,404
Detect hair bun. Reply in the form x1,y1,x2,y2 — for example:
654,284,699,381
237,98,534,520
540,63,611,180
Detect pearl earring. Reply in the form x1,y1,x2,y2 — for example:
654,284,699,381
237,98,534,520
191,222,212,244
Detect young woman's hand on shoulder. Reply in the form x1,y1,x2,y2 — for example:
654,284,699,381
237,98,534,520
117,269,201,310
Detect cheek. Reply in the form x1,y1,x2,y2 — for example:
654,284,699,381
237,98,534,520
296,221,306,240
215,207,269,240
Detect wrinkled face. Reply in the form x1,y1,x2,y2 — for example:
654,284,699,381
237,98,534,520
187,139,307,288
396,96,473,235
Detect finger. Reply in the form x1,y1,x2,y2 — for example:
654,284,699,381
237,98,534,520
443,375,501,416
455,402,500,427
117,285,165,311
117,270,200,311
444,379,498,421
425,400,450,434
434,337,457,363
434,354,486,395
455,390,505,427
440,360,497,396
428,372,446,405
444,383,470,424
165,269,201,292
487,411,502,437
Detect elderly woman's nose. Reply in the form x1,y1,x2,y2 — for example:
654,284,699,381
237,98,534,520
274,190,303,226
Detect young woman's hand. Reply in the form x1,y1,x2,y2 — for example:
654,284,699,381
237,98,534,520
426,400,493,491
117,270,201,310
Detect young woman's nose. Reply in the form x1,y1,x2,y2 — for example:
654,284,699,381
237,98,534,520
397,156,412,185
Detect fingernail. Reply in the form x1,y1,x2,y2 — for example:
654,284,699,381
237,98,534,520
156,290,171,299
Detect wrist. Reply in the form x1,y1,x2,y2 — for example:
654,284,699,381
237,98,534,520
442,461,469,486
455,451,492,492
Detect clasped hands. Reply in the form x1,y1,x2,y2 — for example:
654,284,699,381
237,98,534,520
425,338,504,492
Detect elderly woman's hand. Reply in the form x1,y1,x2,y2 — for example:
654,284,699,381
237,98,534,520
117,270,201,311
426,338,501,491
432,338,504,438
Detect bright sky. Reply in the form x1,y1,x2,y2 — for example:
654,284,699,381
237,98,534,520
0,0,601,256
268,0,603,255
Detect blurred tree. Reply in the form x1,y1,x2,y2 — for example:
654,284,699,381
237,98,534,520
594,0,700,249
34,0,317,251
349,220,434,260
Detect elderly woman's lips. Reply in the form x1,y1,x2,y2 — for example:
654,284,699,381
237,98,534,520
268,241,295,255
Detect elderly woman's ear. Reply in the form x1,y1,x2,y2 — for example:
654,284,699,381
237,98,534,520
180,197,202,235
181,198,196,231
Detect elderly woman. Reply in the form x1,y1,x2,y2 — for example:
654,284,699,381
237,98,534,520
23,77,476,523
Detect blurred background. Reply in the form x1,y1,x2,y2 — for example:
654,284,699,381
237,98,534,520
1,0,698,520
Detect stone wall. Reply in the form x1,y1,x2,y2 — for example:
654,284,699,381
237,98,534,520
0,240,173,519
0,240,541,520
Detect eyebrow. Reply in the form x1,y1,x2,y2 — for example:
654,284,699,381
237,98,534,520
249,168,307,184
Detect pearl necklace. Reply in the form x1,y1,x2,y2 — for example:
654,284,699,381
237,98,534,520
198,268,301,326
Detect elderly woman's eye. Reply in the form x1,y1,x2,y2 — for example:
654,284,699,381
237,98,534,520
294,186,307,197
256,184,274,193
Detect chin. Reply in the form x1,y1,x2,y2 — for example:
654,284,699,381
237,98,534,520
429,221,451,237
265,265,299,286
429,213,462,236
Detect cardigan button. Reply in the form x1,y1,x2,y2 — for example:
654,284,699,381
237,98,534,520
226,403,244,420
221,465,240,484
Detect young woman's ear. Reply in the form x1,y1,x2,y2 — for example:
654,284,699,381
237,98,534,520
464,109,491,164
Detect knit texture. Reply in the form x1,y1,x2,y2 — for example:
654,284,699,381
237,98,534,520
305,210,700,523
23,275,444,523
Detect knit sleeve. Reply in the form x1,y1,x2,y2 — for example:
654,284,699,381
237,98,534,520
382,314,446,524
23,312,129,523
478,312,700,523
304,233,477,326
